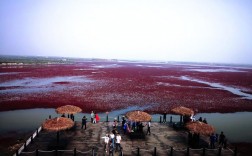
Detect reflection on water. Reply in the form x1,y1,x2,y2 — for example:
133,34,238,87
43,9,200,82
195,112,252,143
0,76,95,94
0,108,251,143
0,76,94,87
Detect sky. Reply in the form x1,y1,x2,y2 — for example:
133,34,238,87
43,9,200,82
0,0,252,64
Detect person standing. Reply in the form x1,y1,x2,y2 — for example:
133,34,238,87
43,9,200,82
123,122,127,134
113,119,117,129
203,118,208,124
102,134,110,153
110,131,115,148
215,133,219,143
81,116,87,129
121,116,126,129
70,114,74,121
115,133,122,152
190,114,196,122
91,111,94,123
95,113,100,123
146,121,151,135
209,133,216,148
198,117,203,122
219,131,226,147
93,113,97,124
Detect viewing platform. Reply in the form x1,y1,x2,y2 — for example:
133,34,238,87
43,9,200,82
18,121,237,156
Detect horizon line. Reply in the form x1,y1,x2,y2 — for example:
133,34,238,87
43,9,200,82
0,54,252,66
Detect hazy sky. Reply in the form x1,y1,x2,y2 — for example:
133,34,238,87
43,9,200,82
1,0,252,64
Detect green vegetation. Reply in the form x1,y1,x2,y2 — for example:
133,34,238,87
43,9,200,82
0,55,75,65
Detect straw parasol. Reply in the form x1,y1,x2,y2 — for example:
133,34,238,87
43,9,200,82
171,106,194,116
42,117,74,142
42,117,74,131
125,110,152,122
186,121,215,135
56,105,82,114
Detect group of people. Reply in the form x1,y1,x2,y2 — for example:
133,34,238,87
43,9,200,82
91,111,100,124
190,115,208,124
81,111,100,130
209,131,227,149
122,120,151,135
61,113,75,121
102,131,122,154
81,110,227,152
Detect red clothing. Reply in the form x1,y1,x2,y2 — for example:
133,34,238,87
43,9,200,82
95,114,100,121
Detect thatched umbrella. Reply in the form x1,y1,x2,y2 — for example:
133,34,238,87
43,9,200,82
171,106,194,123
125,110,152,122
186,121,215,135
171,106,194,116
42,117,74,143
56,105,82,114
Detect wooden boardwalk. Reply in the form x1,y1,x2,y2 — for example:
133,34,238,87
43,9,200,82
19,122,236,156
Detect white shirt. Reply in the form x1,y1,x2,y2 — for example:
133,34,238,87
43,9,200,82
116,135,121,143
110,133,115,139
102,136,110,144
91,112,94,118
147,122,151,127
190,115,195,121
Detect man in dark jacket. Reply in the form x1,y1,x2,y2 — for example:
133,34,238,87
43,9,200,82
82,116,87,129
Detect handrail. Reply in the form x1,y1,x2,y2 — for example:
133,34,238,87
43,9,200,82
18,145,236,156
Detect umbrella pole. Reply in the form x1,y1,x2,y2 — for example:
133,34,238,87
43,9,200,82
180,115,182,125
57,131,59,143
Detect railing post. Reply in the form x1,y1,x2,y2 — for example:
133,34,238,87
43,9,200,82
170,147,173,156
170,116,172,123
202,147,206,156
218,147,222,156
106,114,109,122
160,116,162,123
49,115,51,119
92,147,95,156
74,148,76,156
55,149,58,156
36,149,38,156
117,116,120,122
57,131,59,143
154,147,157,156
31,136,33,143
24,141,27,150
137,147,140,156
186,147,189,156
234,147,237,156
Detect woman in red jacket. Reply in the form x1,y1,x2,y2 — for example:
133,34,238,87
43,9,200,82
95,113,100,123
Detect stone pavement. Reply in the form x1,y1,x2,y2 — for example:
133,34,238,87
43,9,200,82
20,122,236,156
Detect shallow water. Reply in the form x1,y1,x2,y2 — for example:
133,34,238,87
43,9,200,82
0,76,94,87
180,76,252,100
186,68,246,73
0,76,95,94
0,107,251,143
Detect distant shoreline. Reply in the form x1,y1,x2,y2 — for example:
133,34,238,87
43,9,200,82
1,55,252,67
